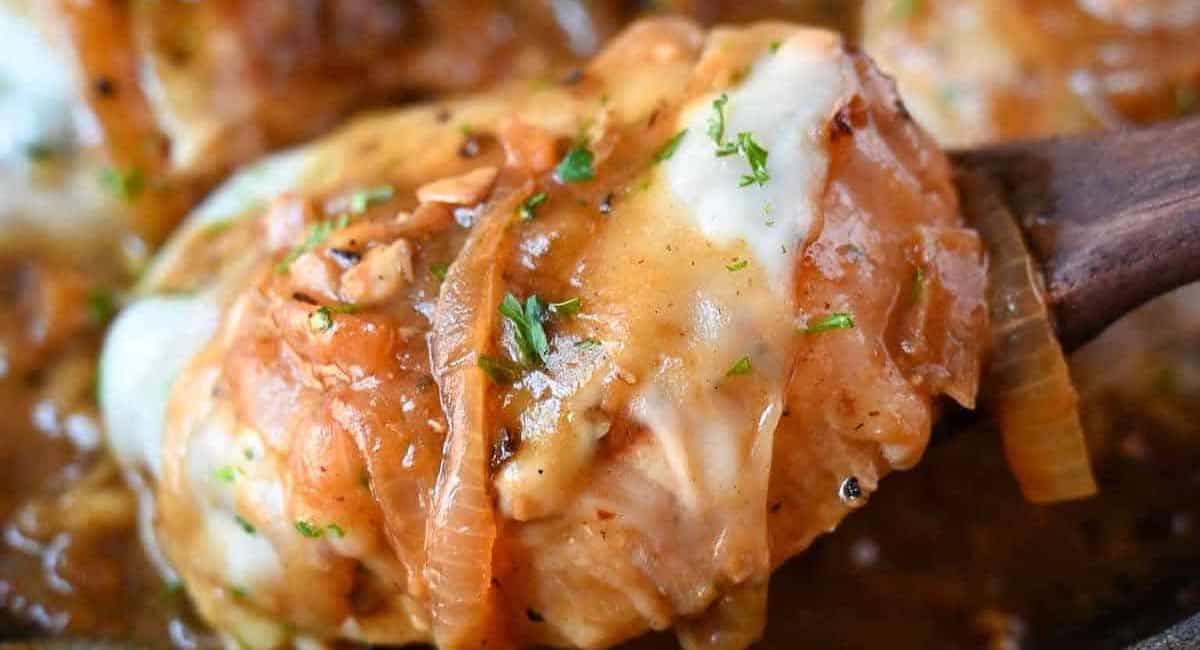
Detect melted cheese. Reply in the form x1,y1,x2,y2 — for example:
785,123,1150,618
664,32,852,289
100,295,221,478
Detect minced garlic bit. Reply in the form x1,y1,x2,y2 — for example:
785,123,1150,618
416,166,498,205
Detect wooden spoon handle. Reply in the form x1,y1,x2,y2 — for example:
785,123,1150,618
952,117,1200,351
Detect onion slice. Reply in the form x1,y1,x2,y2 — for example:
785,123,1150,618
960,170,1098,503
675,580,768,650
426,185,524,647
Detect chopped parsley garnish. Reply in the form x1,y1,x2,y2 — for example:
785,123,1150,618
230,586,247,600
309,306,333,333
483,292,583,381
735,132,770,187
555,145,596,183
938,84,961,106
98,166,145,203
892,0,922,19
726,258,748,272
87,288,117,325
576,338,602,350
727,355,753,376
769,40,782,53
477,354,523,385
549,297,582,317
912,266,926,303
706,94,770,187
234,515,256,535
295,520,324,538
326,524,346,538
348,185,394,214
519,192,549,221
500,293,550,367
707,93,730,146
430,262,450,282
25,142,54,162
1154,366,1177,395
329,303,358,314
214,466,236,484
204,219,234,235
803,312,856,334
1176,84,1199,116
275,214,350,274
654,129,688,163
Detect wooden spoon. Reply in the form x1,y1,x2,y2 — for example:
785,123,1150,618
952,116,1200,352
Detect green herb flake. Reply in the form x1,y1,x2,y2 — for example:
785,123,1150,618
98,166,146,203
204,219,234,235
234,514,256,535
576,338,602,350
519,192,549,221
500,293,550,366
938,84,961,106
275,214,350,274
892,0,922,20
214,465,236,484
1153,366,1177,395
326,524,346,538
654,129,688,163
735,132,770,187
295,520,324,538
555,146,596,183
1176,84,1199,116
549,297,582,317
163,579,184,597
348,185,394,214
309,306,334,333
726,258,749,272
477,354,523,385
87,288,117,325
727,355,753,376
230,586,248,600
803,312,856,334
25,142,54,163
706,96,772,187
430,262,450,282
707,93,730,146
769,40,783,53
912,266,926,303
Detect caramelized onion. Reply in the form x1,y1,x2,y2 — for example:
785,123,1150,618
426,184,525,647
961,170,1097,503
675,580,768,650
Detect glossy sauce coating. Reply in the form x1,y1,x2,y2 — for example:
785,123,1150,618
106,18,987,649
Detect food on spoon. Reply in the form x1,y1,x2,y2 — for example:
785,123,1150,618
100,18,988,649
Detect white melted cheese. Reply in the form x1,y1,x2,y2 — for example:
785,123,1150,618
664,34,852,289
100,295,221,478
